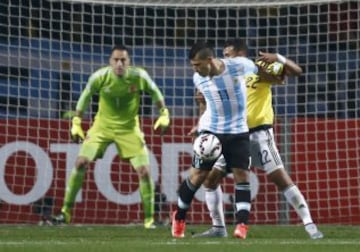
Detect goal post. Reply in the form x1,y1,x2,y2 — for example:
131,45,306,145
0,0,359,225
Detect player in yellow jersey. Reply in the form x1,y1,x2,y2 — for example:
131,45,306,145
191,39,323,239
51,45,170,229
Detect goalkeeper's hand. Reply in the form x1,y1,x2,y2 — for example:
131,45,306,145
153,107,170,134
71,116,85,143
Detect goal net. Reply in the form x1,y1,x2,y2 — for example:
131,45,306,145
0,0,359,226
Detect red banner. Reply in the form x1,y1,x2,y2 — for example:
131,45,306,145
0,118,359,224
291,118,360,224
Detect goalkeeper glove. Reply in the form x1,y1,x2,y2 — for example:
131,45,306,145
71,116,85,143
154,107,170,133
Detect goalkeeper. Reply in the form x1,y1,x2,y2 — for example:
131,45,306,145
51,45,170,229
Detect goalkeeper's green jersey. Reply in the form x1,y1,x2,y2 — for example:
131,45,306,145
76,66,164,129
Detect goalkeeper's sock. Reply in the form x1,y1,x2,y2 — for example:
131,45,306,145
205,186,226,227
61,167,86,216
283,185,313,225
139,177,155,223
234,182,251,225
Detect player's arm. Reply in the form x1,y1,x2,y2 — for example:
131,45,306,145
153,101,170,134
255,65,283,84
195,89,206,116
257,51,303,77
141,69,170,133
153,98,170,131
70,72,100,142
188,89,205,136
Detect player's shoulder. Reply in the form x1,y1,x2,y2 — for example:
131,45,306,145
88,66,112,82
223,56,254,66
128,66,148,74
127,66,151,79
223,57,257,76
193,72,209,85
92,66,112,77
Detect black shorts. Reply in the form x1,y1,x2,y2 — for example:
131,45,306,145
192,132,250,171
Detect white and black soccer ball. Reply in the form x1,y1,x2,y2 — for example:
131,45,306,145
193,133,222,161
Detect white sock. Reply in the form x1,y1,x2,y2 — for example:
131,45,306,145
205,186,226,227
305,223,319,234
283,185,313,225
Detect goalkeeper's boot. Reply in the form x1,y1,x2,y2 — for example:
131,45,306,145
171,211,185,238
144,217,156,229
51,211,71,225
233,223,248,239
305,223,324,239
192,226,228,238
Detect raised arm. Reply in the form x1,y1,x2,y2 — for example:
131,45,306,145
257,51,303,76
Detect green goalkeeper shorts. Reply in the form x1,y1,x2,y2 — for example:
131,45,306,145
78,123,149,164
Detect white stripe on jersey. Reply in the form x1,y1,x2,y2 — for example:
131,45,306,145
194,57,257,134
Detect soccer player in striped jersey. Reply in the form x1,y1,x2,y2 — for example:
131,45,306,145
171,41,257,239
51,45,170,229
192,39,323,239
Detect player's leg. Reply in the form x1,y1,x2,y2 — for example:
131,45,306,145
52,126,107,224
193,159,228,237
58,156,89,223
226,133,251,239
231,168,251,239
119,128,156,229
172,168,209,237
268,169,312,223
172,156,214,238
130,154,155,229
268,170,323,239
252,128,323,239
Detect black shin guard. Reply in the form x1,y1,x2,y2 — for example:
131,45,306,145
235,182,251,224
176,178,199,219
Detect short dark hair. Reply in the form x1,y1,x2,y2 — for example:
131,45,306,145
189,41,215,60
223,38,247,53
111,45,129,54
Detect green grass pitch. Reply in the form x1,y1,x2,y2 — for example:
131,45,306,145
0,225,359,252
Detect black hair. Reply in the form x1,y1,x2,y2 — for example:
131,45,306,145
189,41,215,60
223,38,248,53
111,45,129,54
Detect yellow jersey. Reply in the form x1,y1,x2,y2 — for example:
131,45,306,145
246,78,274,129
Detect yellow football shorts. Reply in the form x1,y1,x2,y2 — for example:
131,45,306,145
78,124,150,168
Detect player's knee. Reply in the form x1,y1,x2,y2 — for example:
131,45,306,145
203,169,224,189
136,165,150,179
189,170,208,186
202,177,219,189
268,168,294,191
232,169,249,183
75,156,90,169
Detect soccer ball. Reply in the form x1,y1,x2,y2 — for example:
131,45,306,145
193,133,222,161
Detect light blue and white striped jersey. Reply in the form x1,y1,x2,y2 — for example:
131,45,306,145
194,57,257,134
